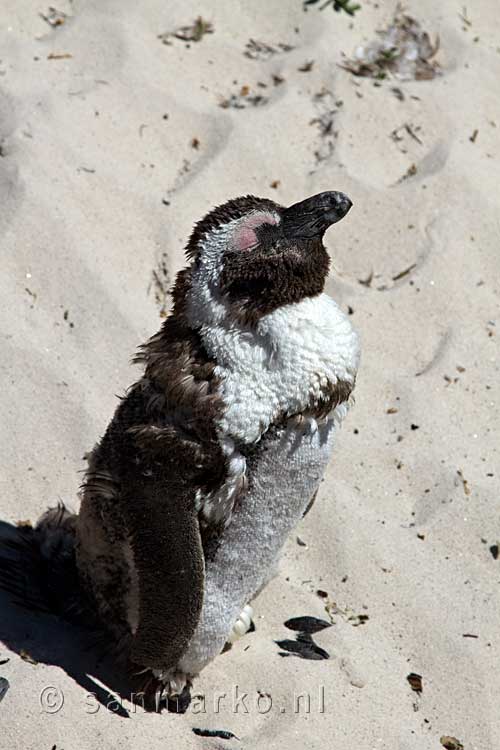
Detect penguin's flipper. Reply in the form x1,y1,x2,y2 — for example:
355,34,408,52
122,478,205,673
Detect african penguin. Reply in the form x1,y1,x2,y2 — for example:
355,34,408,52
14,191,360,704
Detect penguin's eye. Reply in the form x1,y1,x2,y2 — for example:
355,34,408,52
232,212,280,252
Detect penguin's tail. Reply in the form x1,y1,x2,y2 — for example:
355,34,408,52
0,502,95,626
0,504,192,712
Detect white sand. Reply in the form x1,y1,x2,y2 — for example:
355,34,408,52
1,1,499,747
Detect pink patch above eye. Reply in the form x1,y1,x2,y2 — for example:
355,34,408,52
235,226,258,251
232,211,279,251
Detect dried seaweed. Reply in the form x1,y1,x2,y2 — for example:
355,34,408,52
392,263,416,281
310,88,340,166
219,85,269,109
149,252,171,319
358,270,374,287
457,469,471,496
348,613,369,626
440,738,464,750
305,0,361,17
158,17,213,45
391,123,423,146
340,5,440,81
396,163,418,183
244,39,294,60
298,60,315,72
40,7,67,27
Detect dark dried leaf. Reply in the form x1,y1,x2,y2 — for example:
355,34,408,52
192,728,239,740
276,635,330,660
440,737,464,750
392,263,416,281
284,616,332,634
0,677,9,703
407,672,423,693
313,0,361,15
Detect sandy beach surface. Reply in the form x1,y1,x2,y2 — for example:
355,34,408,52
0,1,499,748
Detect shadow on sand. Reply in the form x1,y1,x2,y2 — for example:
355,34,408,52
0,520,190,718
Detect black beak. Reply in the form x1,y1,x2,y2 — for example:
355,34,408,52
282,191,353,240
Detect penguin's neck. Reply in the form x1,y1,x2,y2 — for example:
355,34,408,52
187,278,359,445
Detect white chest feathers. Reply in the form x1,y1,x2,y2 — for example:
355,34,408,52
195,294,360,445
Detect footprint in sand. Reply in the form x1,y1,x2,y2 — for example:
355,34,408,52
0,89,23,240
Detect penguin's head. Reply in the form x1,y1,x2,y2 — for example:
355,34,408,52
185,191,352,324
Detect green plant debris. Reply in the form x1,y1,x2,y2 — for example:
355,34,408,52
304,0,361,16
340,5,441,80
158,17,213,45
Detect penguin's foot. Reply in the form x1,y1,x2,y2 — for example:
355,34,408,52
140,670,192,713
227,604,254,644
152,669,190,699
289,414,319,435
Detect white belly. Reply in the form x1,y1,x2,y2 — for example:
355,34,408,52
178,414,339,676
